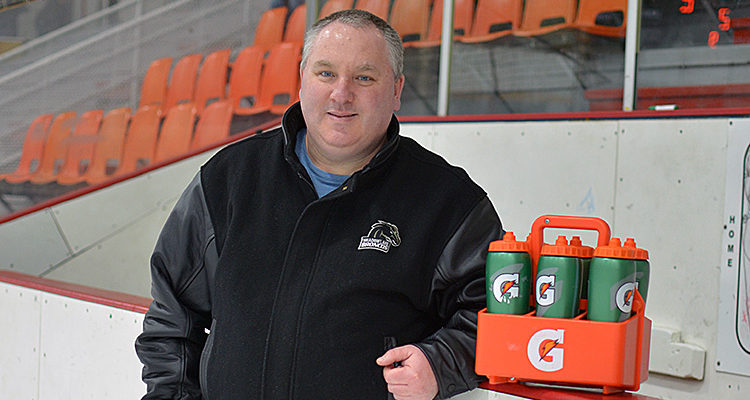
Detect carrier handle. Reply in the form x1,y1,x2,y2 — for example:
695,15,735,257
527,214,611,277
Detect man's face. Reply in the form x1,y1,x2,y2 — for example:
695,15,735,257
299,22,404,172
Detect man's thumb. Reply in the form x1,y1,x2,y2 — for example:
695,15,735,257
376,346,409,366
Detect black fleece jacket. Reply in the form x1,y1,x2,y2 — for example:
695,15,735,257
135,103,503,399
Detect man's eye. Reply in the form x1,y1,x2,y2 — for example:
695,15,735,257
357,76,373,82
319,71,333,77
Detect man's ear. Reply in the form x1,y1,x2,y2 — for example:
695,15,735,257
393,75,405,112
298,65,305,99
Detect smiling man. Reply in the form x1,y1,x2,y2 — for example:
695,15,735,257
136,10,503,400
299,14,404,175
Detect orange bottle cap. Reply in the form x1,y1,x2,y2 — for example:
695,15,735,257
488,231,529,252
541,235,580,257
569,235,594,258
624,238,649,260
594,237,636,259
569,236,582,246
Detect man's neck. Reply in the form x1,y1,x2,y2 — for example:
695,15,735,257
304,135,387,175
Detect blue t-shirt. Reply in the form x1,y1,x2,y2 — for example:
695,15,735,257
295,129,350,198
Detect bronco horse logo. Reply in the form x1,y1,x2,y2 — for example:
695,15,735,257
358,220,401,253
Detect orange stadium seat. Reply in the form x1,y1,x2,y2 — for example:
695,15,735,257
414,0,474,47
1,114,54,184
163,53,203,114
574,0,627,38
138,57,172,112
82,107,131,185
260,42,302,115
228,45,265,115
461,0,521,43
191,100,233,150
232,42,301,115
254,6,288,54
194,49,231,116
284,4,307,45
155,103,197,162
56,109,105,185
516,0,577,37
26,112,77,185
389,0,430,46
116,105,160,175
319,0,353,19
355,0,389,21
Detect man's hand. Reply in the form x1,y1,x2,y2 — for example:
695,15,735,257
376,344,438,400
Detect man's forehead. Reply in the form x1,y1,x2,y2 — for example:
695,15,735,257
307,23,389,71
316,21,385,45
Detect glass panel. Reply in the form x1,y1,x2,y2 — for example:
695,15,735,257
398,0,627,115
636,0,750,110
392,0,439,115
401,46,440,115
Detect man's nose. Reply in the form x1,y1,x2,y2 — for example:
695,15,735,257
330,77,354,104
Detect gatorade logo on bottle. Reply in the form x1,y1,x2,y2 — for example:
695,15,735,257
527,329,564,372
616,282,636,313
492,273,519,303
535,275,556,306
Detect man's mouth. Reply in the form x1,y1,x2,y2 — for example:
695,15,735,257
327,111,357,119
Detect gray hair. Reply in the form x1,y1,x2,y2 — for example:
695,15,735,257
301,9,404,79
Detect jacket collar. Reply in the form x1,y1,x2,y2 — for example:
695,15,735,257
280,102,401,176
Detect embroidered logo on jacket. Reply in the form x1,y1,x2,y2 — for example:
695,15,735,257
358,220,401,253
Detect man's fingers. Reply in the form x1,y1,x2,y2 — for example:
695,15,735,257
383,363,416,385
387,383,410,399
379,345,439,400
376,345,411,366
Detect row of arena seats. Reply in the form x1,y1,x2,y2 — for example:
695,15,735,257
141,42,301,118
268,0,627,50
0,101,233,193
0,31,304,194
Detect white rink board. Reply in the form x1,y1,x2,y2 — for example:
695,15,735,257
402,116,747,400
0,282,41,399
616,118,728,347
0,282,146,400
424,119,618,245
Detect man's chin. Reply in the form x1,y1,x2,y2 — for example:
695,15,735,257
315,126,357,143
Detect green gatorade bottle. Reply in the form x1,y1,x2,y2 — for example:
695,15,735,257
535,236,582,318
624,238,650,304
485,232,532,314
587,238,637,322
569,236,593,300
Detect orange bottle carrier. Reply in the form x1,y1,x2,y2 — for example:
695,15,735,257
475,215,651,394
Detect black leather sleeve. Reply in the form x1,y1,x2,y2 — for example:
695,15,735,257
415,196,503,399
135,173,216,400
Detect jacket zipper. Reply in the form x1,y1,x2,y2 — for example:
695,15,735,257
200,319,216,400
384,336,399,400
259,198,321,397
286,202,337,399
